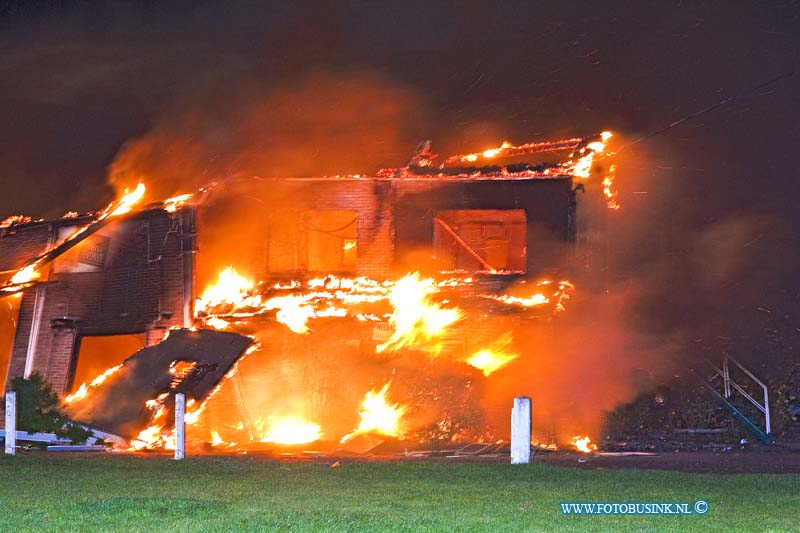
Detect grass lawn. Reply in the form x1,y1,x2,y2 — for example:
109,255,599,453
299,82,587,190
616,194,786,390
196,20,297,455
0,455,797,532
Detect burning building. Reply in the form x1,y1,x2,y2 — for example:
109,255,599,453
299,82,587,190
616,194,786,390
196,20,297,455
1,132,618,452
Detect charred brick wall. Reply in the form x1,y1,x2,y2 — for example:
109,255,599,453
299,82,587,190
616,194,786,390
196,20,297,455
235,177,574,279
1,208,194,394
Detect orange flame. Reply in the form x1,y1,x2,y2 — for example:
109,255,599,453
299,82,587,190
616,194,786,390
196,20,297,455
341,383,407,442
376,273,461,353
565,131,613,179
465,335,518,376
603,164,620,210
571,435,597,453
107,182,146,218
163,193,193,213
64,363,124,404
9,264,40,286
196,266,260,314
257,416,322,445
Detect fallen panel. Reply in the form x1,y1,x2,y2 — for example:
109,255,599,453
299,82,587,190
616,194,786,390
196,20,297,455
67,329,252,438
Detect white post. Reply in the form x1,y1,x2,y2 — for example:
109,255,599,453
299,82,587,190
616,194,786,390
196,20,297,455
511,396,531,464
174,393,185,460
5,392,16,456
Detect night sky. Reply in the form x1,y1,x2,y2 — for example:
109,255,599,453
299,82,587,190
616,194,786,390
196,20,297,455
1,1,799,369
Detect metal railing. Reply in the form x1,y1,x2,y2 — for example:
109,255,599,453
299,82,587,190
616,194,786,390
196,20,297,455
711,353,771,436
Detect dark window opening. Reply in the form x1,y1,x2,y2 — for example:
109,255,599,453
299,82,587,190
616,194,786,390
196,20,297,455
268,210,358,274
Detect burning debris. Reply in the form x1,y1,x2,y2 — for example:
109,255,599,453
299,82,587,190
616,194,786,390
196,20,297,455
65,329,253,445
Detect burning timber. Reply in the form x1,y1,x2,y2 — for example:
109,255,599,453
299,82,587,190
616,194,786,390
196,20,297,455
0,132,617,452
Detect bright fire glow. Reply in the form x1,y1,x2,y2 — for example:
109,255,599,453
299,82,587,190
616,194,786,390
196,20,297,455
263,295,316,334
107,182,146,218
445,138,582,165
566,132,613,179
603,164,620,210
341,383,407,442
571,435,597,453
258,416,322,445
9,264,40,286
1,215,33,228
466,336,518,376
210,430,225,447
164,193,193,213
65,363,124,404
376,273,461,353
196,266,259,313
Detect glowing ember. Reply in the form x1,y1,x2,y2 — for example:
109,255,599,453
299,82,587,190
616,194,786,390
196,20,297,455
258,416,322,445
341,383,407,442
466,336,518,376
603,164,620,210
64,363,124,404
163,193,193,213
571,435,597,453
376,273,461,353
169,361,197,389
1,215,33,228
445,137,582,165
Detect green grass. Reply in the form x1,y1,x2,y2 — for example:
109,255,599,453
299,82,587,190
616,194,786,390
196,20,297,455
0,455,797,532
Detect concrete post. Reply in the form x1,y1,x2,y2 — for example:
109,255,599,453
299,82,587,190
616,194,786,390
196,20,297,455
5,392,16,455
511,396,531,464
174,393,185,460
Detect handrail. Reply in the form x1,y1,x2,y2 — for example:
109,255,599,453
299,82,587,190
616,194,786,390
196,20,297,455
712,353,771,436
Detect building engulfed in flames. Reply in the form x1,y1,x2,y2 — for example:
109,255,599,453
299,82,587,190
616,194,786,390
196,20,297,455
0,133,615,452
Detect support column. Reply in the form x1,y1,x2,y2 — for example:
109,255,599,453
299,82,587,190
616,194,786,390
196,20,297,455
174,393,185,460
5,391,16,455
511,396,531,464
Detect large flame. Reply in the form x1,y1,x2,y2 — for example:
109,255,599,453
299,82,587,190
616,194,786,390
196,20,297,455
196,266,259,313
341,383,407,442
376,273,461,353
571,435,598,453
257,416,322,445
9,264,40,286
107,182,146,218
566,131,613,179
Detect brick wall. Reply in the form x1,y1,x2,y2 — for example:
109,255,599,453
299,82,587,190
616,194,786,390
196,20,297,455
1,208,193,394
222,177,573,279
